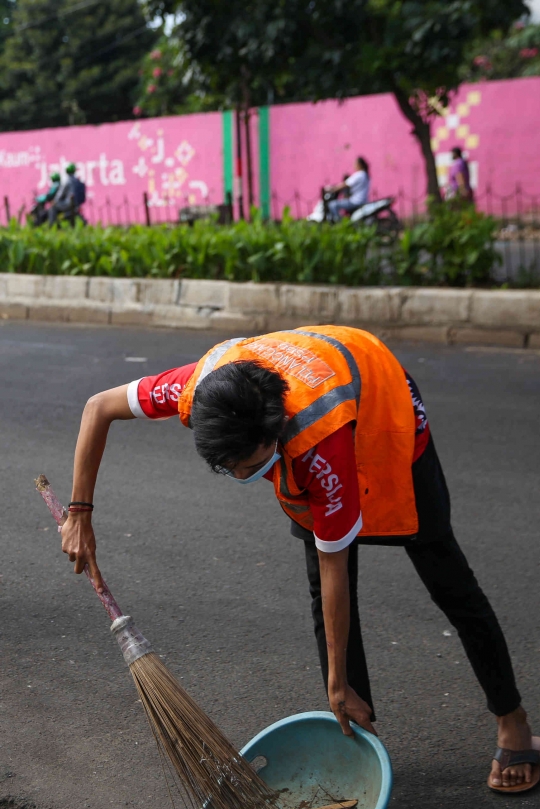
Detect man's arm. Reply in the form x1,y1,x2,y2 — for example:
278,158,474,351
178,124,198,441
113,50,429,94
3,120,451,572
318,547,377,736
61,385,134,592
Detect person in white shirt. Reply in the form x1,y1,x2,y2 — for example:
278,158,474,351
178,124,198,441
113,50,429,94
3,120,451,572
327,157,370,221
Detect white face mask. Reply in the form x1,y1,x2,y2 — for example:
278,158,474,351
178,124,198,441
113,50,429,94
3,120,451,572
219,441,281,485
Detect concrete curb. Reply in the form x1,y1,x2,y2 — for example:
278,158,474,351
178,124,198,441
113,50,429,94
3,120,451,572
1,274,540,347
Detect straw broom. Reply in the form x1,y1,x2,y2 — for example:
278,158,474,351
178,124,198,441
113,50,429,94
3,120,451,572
35,474,276,809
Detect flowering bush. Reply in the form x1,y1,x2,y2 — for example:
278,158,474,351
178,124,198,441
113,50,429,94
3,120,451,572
462,22,540,81
133,35,218,117
519,47,538,59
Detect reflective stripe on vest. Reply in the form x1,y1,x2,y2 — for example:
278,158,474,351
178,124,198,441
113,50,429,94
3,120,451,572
187,336,246,427
282,329,361,445
195,336,246,390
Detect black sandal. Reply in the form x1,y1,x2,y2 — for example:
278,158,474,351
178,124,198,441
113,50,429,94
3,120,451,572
487,747,540,793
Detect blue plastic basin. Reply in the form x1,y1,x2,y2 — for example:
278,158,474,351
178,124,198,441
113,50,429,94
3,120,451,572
240,711,393,809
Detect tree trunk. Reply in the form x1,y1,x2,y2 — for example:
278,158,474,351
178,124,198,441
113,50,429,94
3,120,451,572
392,86,442,203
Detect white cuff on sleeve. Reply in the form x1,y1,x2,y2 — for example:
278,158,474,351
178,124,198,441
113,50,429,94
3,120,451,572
127,379,149,419
314,512,363,553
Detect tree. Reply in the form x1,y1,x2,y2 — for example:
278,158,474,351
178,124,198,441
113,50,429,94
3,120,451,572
132,33,219,118
0,0,157,131
177,0,529,200
461,20,540,82
0,0,15,48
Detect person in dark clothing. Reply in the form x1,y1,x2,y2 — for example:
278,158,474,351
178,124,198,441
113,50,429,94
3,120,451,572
48,162,87,225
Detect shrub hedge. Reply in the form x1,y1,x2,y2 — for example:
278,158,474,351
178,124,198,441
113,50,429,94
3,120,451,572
0,205,517,287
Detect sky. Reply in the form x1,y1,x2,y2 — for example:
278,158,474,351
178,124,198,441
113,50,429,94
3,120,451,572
528,0,540,21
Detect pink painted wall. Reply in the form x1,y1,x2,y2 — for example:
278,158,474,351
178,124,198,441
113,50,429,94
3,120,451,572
0,112,224,223
270,77,540,216
0,76,538,223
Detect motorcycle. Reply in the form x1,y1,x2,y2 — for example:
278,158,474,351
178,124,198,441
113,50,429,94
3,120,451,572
308,188,401,241
29,193,86,227
29,196,49,227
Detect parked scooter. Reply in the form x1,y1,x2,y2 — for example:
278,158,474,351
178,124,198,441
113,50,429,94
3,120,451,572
308,188,401,241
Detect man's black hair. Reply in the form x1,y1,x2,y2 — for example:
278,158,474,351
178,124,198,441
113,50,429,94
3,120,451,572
191,360,289,472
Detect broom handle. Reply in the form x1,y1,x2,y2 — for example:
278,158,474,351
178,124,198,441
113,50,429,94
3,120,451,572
35,474,123,623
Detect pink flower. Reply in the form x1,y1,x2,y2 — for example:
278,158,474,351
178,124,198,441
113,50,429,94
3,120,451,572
473,56,491,67
147,84,157,94
133,106,142,116
520,47,539,59
514,20,525,30
152,67,162,78
150,49,162,60
167,69,174,77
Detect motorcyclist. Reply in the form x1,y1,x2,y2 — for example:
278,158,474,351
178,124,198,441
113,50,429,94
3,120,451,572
31,172,61,226
326,157,371,221
48,163,87,225
37,172,61,205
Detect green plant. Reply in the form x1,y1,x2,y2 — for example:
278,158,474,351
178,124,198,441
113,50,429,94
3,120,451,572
419,202,501,285
0,210,511,288
390,202,501,287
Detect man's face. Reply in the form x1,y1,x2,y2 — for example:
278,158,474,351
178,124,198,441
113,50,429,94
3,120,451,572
225,442,277,480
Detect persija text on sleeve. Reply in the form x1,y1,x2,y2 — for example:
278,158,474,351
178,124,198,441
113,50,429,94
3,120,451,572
293,422,363,552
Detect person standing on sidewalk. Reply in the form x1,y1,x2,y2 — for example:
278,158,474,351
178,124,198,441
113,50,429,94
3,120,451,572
60,326,539,794
448,147,474,203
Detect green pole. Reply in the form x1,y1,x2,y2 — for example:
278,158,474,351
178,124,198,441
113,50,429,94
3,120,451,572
258,106,271,220
222,110,234,204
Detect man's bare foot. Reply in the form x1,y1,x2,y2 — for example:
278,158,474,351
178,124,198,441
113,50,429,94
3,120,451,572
489,706,539,789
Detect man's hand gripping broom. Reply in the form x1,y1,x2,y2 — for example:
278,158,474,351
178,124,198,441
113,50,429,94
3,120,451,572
35,474,276,809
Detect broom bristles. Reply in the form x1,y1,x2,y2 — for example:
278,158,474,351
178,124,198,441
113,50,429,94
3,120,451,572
130,653,276,809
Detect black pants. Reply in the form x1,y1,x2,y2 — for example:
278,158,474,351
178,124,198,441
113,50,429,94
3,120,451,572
299,435,521,719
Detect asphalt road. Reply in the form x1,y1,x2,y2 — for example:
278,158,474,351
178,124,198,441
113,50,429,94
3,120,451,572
1,321,539,809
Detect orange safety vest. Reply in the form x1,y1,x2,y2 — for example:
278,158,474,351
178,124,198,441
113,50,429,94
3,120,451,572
179,326,418,540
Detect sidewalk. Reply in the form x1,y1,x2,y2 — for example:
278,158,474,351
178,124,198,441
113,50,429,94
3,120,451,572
1,274,540,348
